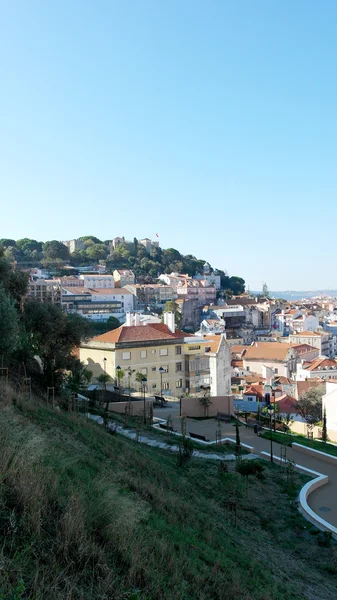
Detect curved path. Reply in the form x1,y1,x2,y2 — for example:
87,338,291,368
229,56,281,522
155,405,337,530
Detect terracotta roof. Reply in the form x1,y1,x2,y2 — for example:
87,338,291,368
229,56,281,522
203,335,222,353
230,345,247,355
302,357,337,371
62,287,92,295
243,342,294,362
275,394,298,414
274,376,294,385
297,380,325,397
291,331,321,337
91,323,186,344
291,343,318,354
244,384,264,399
89,288,132,295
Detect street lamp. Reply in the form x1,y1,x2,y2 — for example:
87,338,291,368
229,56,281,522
142,376,147,424
103,357,107,406
272,382,278,433
159,366,164,406
127,367,135,397
267,403,274,463
116,365,121,402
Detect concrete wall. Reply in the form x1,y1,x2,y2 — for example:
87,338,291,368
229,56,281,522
108,399,152,416
243,359,289,377
181,395,233,418
209,335,231,397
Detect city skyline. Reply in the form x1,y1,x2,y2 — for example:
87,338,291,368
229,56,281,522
2,1,337,289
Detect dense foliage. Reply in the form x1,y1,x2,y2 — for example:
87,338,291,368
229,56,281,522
0,249,92,391
0,236,245,293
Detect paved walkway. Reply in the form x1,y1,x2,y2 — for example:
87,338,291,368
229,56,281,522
88,413,259,462
153,408,337,529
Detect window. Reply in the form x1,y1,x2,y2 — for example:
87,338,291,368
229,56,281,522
175,346,182,355
176,362,182,372
140,350,147,359
152,366,156,372
152,349,156,354
160,348,168,356
122,352,131,360
141,368,147,375
274,368,278,374
246,366,250,372
152,384,156,389
161,366,168,373
163,382,170,390
176,379,182,388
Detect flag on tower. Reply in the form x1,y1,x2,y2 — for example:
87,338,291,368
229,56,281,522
156,233,159,238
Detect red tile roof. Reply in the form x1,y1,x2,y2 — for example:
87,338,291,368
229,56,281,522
92,323,186,343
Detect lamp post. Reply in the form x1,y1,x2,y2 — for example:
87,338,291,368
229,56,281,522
116,365,121,402
103,357,107,407
142,376,147,424
272,382,277,432
127,367,135,397
267,404,274,463
159,366,164,406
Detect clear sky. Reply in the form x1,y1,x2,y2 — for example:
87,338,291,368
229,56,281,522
1,1,337,290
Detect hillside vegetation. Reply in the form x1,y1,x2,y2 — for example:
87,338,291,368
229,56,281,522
0,236,245,292
1,391,337,600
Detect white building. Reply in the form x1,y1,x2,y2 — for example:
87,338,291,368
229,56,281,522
62,287,133,322
79,274,115,288
323,382,337,432
204,334,231,396
288,331,331,357
296,357,337,381
242,342,298,378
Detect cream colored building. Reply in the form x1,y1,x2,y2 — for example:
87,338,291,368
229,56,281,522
242,342,298,378
80,312,231,397
80,320,187,395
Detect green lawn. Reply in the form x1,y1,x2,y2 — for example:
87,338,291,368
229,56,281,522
0,395,337,600
261,430,337,457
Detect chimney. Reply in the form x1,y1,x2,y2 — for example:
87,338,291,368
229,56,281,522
164,311,176,334
134,312,141,326
126,312,133,327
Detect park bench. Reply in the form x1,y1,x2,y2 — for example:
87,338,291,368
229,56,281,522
159,423,174,432
217,412,231,423
189,432,209,442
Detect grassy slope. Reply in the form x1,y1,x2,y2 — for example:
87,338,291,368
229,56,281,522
0,397,337,600
261,430,337,457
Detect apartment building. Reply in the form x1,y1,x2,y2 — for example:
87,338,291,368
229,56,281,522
62,287,133,321
80,317,188,395
79,274,115,288
288,331,331,357
113,269,135,288
242,342,298,378
27,279,61,306
80,312,231,396
296,357,337,381
124,283,177,308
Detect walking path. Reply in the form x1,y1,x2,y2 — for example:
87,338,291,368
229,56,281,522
157,411,337,530
88,413,259,462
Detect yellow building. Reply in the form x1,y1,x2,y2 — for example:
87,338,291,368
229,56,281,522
80,322,188,395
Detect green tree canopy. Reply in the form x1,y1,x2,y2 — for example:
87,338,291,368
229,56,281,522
0,285,19,358
43,240,70,262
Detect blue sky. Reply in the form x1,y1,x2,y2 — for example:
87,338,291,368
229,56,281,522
1,1,337,290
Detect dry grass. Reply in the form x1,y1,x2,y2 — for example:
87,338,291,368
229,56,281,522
0,391,336,600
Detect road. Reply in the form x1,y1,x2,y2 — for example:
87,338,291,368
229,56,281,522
153,404,337,529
